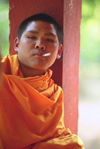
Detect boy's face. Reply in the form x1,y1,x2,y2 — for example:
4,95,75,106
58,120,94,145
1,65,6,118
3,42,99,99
15,21,62,73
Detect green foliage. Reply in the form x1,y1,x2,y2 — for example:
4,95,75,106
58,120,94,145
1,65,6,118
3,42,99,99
80,0,100,64
79,0,100,103
0,1,9,57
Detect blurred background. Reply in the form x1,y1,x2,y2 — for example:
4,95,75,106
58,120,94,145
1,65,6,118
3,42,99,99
0,0,100,149
0,0,9,56
79,0,100,149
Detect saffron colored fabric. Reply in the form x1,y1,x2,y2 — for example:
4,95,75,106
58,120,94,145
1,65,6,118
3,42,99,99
0,55,84,149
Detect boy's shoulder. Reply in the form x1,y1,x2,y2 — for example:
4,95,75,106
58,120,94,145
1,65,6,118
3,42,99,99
1,54,19,75
1,54,18,62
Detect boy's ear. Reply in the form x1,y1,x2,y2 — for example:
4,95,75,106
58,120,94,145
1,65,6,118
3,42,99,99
56,44,63,59
14,37,19,52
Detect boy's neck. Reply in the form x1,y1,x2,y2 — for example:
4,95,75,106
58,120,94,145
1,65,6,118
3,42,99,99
19,63,46,78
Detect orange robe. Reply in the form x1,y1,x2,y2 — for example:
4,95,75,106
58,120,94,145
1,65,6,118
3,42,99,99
0,55,84,149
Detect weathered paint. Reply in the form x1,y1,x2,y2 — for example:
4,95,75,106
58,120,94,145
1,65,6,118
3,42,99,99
63,0,82,133
9,0,82,134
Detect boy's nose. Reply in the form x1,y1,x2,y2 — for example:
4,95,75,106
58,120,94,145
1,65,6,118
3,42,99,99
35,45,45,50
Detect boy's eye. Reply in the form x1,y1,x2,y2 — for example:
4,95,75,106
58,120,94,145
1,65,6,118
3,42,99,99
27,36,36,39
46,38,54,42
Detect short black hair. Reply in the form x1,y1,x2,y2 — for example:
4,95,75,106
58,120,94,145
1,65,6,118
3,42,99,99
17,13,63,45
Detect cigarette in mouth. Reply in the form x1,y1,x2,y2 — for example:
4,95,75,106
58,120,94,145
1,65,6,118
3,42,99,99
42,53,52,57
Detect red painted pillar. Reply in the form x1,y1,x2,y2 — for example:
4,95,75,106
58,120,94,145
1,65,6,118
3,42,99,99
9,0,82,134
63,0,82,133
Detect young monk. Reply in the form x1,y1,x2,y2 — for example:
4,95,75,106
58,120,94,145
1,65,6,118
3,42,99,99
0,13,84,149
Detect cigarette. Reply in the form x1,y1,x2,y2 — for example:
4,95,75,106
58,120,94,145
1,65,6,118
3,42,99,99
42,53,52,57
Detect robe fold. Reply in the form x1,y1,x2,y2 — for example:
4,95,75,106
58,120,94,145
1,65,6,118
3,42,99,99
0,55,84,149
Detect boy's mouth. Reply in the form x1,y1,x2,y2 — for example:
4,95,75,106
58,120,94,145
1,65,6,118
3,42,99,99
32,52,52,58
